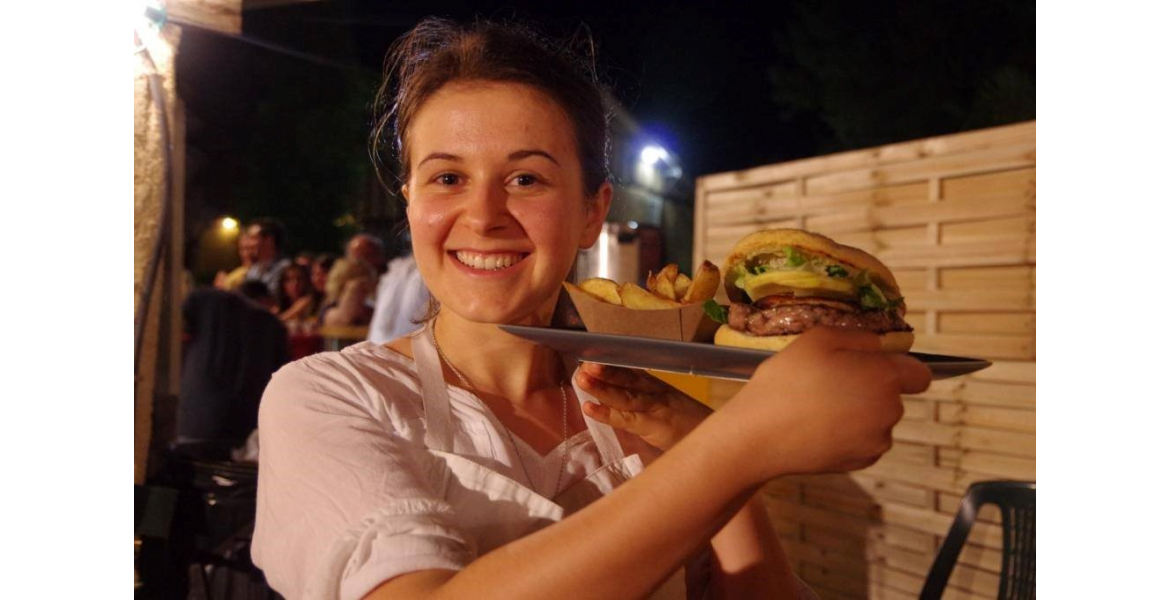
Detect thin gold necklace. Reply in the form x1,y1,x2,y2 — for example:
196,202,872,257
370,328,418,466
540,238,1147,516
431,324,570,497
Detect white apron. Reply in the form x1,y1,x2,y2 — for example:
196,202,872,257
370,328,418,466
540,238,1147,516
304,326,698,599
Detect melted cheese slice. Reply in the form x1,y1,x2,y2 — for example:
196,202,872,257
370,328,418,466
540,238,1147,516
743,270,857,302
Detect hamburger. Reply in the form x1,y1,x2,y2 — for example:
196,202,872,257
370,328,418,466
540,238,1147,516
711,229,914,352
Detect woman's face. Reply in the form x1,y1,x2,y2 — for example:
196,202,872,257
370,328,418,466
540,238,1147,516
283,267,308,299
310,263,329,294
403,81,611,324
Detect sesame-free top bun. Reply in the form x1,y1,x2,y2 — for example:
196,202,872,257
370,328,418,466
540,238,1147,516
721,228,901,303
714,325,915,353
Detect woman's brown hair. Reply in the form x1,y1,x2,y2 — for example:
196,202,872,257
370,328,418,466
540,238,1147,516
369,18,613,324
369,17,612,197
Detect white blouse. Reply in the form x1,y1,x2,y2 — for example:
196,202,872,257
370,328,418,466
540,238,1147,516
250,340,653,599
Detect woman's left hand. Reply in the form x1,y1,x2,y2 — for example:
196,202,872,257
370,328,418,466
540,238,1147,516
575,363,713,451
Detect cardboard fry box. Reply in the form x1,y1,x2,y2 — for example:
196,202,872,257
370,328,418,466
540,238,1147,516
563,282,721,342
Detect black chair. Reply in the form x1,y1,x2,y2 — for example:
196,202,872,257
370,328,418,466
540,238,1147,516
147,455,280,600
920,480,1035,600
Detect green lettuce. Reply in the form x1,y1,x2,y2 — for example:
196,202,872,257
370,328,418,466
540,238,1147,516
703,299,729,324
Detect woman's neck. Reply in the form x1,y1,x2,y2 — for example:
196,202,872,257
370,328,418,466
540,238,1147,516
432,307,566,407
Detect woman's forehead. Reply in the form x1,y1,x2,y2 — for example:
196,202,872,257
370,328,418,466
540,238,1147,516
409,81,578,162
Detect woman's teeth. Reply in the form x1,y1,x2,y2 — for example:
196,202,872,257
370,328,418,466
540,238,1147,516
454,251,523,271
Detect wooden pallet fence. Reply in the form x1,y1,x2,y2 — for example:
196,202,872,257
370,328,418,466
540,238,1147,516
693,121,1036,600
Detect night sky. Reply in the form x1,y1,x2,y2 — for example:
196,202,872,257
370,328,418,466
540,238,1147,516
176,0,1034,265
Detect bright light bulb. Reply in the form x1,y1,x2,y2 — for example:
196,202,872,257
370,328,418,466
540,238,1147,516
221,217,239,231
640,145,667,166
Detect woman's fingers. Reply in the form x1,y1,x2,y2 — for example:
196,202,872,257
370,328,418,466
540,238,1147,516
885,353,932,394
575,370,656,412
801,326,882,353
582,402,648,434
577,363,672,394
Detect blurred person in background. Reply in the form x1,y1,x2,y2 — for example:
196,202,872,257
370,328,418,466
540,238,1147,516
244,218,291,298
171,284,288,461
320,257,377,327
346,232,388,275
294,250,315,270
214,228,258,291
277,263,321,324
367,252,431,343
310,253,338,297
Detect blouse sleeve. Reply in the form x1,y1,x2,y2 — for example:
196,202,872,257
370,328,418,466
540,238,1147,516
251,357,476,600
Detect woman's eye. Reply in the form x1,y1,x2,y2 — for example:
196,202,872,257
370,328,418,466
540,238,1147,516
513,174,538,186
436,173,460,186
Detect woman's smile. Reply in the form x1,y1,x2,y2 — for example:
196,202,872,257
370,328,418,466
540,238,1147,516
450,250,530,274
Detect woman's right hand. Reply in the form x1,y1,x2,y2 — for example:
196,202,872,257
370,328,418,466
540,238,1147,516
719,326,932,484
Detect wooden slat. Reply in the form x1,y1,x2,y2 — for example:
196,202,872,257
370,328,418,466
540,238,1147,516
902,397,931,421
969,361,1035,385
905,289,1035,311
881,442,935,466
892,268,930,291
800,561,869,598
922,379,1036,408
881,502,1003,550
940,215,1034,246
831,226,934,254
805,143,1036,196
805,525,869,553
937,403,1036,434
871,237,1035,269
890,422,1038,459
768,500,874,540
709,181,932,228
912,333,1035,360
941,167,1036,201
806,193,1033,235
870,584,920,600
938,492,1005,526
875,523,936,554
699,122,1035,191
939,265,1035,290
938,312,1035,335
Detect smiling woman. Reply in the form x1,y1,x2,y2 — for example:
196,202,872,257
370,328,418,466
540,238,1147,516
251,17,930,600
402,80,610,325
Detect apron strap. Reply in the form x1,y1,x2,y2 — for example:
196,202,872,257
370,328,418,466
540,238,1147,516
564,356,625,466
412,321,454,453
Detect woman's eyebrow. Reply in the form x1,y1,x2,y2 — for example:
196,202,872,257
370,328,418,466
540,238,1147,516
509,149,560,166
418,152,461,167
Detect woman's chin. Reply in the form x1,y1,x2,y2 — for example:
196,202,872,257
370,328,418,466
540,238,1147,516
444,300,555,327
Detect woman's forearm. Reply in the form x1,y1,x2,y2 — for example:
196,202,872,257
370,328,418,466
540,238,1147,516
709,492,806,600
367,408,765,600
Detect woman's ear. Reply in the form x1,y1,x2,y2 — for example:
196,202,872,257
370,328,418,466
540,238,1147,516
578,182,614,249
400,184,411,204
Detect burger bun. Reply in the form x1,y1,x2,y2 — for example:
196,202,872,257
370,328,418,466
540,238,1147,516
714,325,914,353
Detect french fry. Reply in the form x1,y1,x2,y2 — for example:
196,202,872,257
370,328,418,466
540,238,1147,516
619,282,681,309
681,260,720,304
651,264,680,300
577,278,623,305
673,273,691,300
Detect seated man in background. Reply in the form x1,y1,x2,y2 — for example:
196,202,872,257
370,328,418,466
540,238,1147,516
243,218,291,299
213,228,258,291
171,283,288,461
345,232,387,276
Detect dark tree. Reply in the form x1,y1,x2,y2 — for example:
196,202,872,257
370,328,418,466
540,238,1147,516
768,0,1036,154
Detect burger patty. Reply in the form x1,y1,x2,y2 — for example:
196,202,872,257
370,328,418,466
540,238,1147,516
728,299,913,337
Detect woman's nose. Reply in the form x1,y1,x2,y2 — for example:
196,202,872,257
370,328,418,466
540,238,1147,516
461,182,512,234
